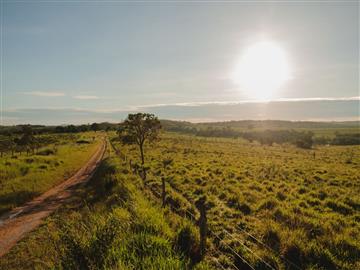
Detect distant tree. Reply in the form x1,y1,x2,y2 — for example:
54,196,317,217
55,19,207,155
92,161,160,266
55,126,65,133
17,125,36,154
119,113,161,165
295,131,314,149
0,140,8,157
91,123,99,132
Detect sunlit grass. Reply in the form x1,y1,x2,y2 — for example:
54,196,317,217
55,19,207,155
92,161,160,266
0,133,101,214
115,132,360,270
0,156,213,269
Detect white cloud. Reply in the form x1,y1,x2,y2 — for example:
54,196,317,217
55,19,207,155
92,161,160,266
135,96,360,108
73,95,100,100
23,91,65,97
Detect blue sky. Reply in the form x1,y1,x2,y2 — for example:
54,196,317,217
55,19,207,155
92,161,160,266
1,1,359,124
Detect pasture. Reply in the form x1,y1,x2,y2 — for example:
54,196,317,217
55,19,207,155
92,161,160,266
0,132,101,214
114,131,360,270
0,125,359,270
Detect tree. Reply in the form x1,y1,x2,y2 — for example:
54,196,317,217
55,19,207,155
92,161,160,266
17,125,36,154
295,131,314,149
119,113,161,165
91,123,99,132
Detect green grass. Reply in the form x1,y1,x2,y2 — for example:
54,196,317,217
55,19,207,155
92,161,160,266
0,132,101,214
113,131,360,270
1,129,359,269
0,155,214,269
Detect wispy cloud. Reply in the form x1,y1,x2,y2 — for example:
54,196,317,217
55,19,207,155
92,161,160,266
135,96,360,109
73,95,100,100
4,96,359,125
23,91,65,97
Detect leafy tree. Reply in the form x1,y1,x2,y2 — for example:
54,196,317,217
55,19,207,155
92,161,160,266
91,123,99,132
119,113,161,165
18,125,36,154
295,131,314,149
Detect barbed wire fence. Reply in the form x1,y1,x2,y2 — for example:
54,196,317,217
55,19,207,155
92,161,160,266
109,139,303,270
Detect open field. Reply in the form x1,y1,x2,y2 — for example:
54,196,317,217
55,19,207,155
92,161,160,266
0,132,101,214
113,131,360,270
0,151,213,269
0,124,359,270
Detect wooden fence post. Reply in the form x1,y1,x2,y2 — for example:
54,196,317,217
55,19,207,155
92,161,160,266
162,177,166,207
198,197,207,259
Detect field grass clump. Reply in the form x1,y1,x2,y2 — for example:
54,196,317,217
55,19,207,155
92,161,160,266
175,222,201,263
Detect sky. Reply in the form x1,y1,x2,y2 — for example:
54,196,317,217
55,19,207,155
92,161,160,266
1,0,359,125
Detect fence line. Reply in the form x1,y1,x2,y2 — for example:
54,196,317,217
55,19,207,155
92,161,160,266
109,140,300,270
234,224,302,270
222,229,276,270
210,229,255,270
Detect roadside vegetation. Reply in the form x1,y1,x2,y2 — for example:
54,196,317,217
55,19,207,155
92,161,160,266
0,130,101,214
0,152,214,269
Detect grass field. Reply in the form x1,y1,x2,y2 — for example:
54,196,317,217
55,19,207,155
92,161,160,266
0,149,213,269
0,132,101,214
113,131,360,270
1,128,359,269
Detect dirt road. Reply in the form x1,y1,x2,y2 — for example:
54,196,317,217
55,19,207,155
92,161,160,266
0,139,107,257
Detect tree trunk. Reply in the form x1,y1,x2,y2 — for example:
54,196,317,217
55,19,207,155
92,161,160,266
139,143,145,165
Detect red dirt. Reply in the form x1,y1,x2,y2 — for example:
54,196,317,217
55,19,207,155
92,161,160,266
0,139,106,258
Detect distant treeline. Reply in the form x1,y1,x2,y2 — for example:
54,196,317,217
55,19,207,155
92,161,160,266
1,120,359,149
162,121,360,147
161,119,360,131
0,122,120,136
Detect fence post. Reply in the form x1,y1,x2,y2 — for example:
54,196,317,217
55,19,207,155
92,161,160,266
197,197,207,259
162,177,166,207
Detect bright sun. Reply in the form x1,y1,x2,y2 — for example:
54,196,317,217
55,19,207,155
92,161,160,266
232,41,291,100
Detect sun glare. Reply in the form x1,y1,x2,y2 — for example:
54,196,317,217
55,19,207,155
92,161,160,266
232,41,291,100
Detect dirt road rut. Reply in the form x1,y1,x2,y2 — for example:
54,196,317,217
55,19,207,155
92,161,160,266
0,140,106,257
